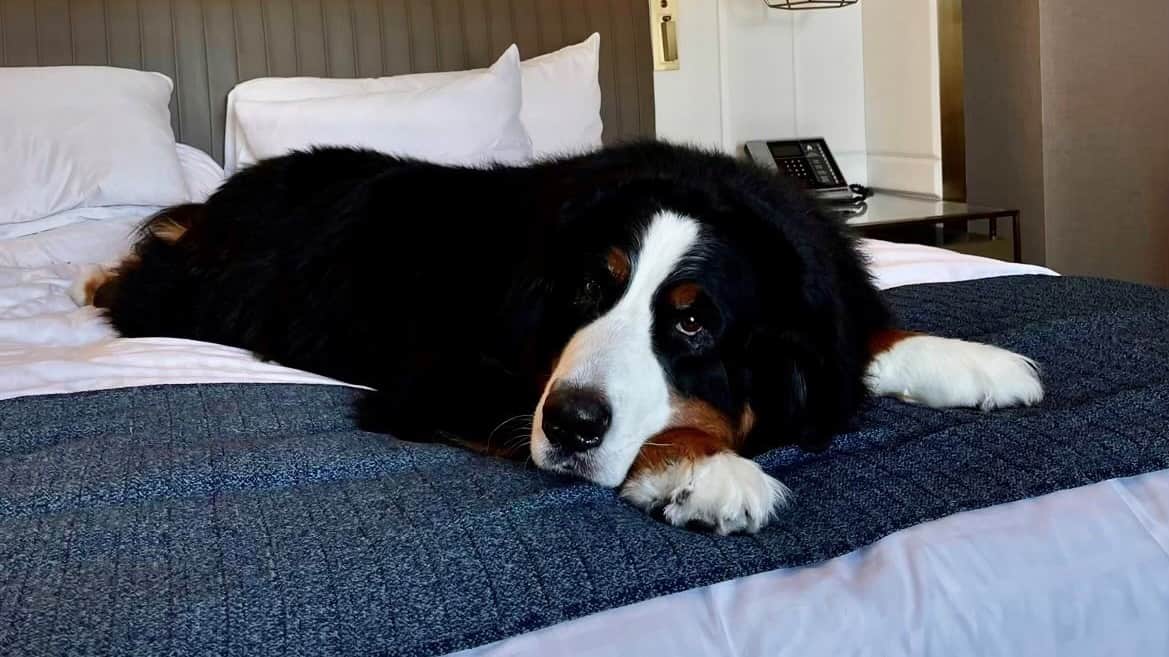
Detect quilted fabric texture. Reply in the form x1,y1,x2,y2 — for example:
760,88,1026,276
1,275,1167,656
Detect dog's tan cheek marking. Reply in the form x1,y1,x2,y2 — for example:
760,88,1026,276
607,247,631,285
626,396,742,479
630,427,729,476
669,396,737,444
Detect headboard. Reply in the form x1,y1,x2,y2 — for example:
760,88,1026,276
0,0,656,164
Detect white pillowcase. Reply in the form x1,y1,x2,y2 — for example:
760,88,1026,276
519,33,603,157
0,143,224,241
175,143,226,202
0,66,190,223
231,46,531,170
225,34,602,171
0,135,101,226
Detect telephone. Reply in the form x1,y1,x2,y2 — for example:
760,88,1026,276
745,138,872,216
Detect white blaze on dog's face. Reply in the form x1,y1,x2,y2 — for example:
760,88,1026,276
531,210,700,486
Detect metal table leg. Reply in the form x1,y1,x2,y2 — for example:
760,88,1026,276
1011,211,1022,262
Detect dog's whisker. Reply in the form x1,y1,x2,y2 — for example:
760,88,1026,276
487,414,536,442
503,435,532,450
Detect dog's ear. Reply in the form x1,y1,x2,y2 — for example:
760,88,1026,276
743,327,855,454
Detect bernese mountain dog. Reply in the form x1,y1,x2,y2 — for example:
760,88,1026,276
78,142,1043,534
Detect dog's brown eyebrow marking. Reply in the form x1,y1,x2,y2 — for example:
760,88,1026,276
607,247,631,284
667,282,702,309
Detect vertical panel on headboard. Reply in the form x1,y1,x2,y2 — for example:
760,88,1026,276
322,0,358,78
536,0,565,49
1,0,655,163
34,0,71,66
584,1,619,142
105,0,143,69
406,0,438,73
233,1,269,80
170,0,208,151
205,0,242,163
379,1,415,75
430,0,467,72
263,0,297,77
2,0,38,66
509,0,543,57
459,0,491,69
70,0,106,63
349,0,384,76
292,0,328,75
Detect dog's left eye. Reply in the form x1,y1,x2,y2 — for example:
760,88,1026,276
676,315,705,336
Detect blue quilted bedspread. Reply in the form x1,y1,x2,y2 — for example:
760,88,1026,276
2,275,1168,656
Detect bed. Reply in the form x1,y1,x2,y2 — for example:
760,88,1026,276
2,2,1168,656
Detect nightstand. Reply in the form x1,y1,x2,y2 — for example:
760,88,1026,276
845,192,1021,262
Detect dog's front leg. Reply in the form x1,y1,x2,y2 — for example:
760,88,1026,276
867,329,1044,409
619,429,790,534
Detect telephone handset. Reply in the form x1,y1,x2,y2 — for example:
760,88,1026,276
745,138,872,215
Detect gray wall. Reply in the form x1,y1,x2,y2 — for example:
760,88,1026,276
963,0,1046,264
965,0,1169,286
1038,0,1169,285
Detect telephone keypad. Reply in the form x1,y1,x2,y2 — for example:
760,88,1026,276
748,138,848,192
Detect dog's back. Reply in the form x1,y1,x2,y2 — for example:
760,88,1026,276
88,148,557,437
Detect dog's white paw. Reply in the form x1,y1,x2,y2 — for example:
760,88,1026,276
622,452,790,534
867,335,1044,410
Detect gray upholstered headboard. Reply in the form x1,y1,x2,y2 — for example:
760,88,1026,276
0,0,655,164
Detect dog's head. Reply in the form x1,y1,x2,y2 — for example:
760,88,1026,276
528,149,883,487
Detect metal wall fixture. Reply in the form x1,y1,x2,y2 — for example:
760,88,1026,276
649,0,680,71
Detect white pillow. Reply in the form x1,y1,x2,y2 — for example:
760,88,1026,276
0,135,101,225
0,66,190,222
518,33,603,157
231,46,531,169
225,34,602,171
0,144,224,241
175,143,225,202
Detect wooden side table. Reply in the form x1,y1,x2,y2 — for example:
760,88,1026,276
844,192,1022,262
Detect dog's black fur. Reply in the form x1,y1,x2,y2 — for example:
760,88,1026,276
103,142,890,454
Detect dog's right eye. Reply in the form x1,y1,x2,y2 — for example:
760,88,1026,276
676,315,705,336
575,276,605,308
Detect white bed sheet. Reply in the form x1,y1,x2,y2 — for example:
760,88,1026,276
859,239,1055,290
0,209,352,400
3,207,1164,657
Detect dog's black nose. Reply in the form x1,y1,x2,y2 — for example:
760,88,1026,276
542,385,611,452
